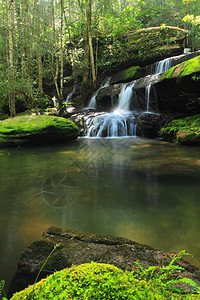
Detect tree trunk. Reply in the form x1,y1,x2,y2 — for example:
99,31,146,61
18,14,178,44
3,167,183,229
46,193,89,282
86,0,96,87
34,0,43,94
81,36,90,106
7,0,16,117
60,0,64,106
36,52,44,93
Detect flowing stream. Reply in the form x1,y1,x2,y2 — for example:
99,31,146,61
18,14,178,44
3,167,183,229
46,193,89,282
0,139,200,292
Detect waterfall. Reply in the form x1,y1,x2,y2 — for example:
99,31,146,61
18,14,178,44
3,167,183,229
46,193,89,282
145,57,172,113
88,77,111,109
117,81,136,112
145,84,151,112
87,81,136,138
154,57,172,74
66,86,76,103
150,56,172,75
85,54,178,138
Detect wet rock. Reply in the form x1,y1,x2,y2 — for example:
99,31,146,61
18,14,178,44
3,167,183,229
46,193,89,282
96,84,123,111
69,110,106,136
9,226,200,297
136,113,162,138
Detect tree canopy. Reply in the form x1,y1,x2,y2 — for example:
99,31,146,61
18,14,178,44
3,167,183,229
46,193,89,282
0,0,199,116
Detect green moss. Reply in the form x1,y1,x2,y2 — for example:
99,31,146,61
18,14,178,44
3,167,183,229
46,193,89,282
0,115,79,147
160,114,200,145
161,56,200,80
123,66,142,81
10,262,199,300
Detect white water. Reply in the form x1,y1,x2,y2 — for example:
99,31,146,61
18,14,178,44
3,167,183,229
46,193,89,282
145,84,151,112
65,85,76,103
145,57,173,113
88,77,111,109
117,81,136,112
86,55,178,137
87,82,136,137
153,57,172,74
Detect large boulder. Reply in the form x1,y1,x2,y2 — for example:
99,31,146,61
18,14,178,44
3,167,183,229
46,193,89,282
9,226,200,297
154,55,200,114
98,26,187,72
0,115,79,147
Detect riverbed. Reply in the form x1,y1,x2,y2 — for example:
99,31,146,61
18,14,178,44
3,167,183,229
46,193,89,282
0,137,200,290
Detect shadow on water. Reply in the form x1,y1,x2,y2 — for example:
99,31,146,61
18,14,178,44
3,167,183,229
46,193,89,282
0,137,200,293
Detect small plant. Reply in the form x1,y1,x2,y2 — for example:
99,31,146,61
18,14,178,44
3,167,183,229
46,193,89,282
0,280,8,300
131,250,200,295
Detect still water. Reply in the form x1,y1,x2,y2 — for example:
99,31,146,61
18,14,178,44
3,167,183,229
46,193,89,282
0,137,200,290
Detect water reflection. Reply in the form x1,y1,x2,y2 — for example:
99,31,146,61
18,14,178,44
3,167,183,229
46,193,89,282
0,138,200,292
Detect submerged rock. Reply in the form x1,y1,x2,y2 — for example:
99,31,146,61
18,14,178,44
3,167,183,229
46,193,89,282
9,226,200,297
0,115,79,147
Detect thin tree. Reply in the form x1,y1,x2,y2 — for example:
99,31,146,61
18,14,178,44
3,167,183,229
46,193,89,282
60,0,64,105
7,0,16,117
86,0,96,87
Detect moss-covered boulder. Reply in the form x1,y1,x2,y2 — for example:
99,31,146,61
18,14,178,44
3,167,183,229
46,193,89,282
0,115,79,147
9,226,200,297
98,26,187,72
153,55,200,114
10,262,200,300
160,114,200,145
161,55,200,80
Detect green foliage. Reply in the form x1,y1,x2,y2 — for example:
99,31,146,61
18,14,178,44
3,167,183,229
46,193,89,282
10,251,200,300
33,92,51,109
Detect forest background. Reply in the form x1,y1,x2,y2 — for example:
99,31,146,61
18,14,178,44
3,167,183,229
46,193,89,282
1,0,200,117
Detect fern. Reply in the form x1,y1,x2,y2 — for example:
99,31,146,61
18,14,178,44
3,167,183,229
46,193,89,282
131,250,200,294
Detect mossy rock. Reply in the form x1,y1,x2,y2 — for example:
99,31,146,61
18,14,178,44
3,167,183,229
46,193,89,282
10,262,199,300
97,26,187,72
161,56,200,80
0,115,79,147
159,114,200,145
110,66,142,85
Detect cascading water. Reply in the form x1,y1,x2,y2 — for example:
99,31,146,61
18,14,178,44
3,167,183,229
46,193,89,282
66,86,76,103
85,55,178,138
88,77,111,109
144,56,172,113
87,82,136,137
150,56,172,75
145,84,151,112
